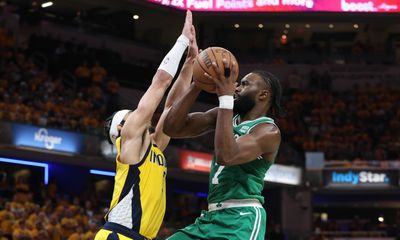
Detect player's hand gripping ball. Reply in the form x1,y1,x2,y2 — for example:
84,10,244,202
193,47,239,93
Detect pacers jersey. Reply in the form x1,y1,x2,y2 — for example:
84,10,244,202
208,115,276,204
106,137,167,239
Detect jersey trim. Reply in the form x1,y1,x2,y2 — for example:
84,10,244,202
131,169,142,232
233,115,275,128
103,222,146,240
247,120,276,134
115,138,151,167
134,142,152,167
208,199,262,211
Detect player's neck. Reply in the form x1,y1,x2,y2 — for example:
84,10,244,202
237,108,267,123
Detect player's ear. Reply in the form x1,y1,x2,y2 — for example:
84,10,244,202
258,90,269,101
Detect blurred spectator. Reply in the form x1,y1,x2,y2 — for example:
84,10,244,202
91,61,107,85
286,69,303,92
74,60,91,87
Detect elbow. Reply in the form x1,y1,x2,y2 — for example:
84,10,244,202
153,70,173,89
163,116,174,135
163,121,175,136
163,115,180,137
215,152,233,166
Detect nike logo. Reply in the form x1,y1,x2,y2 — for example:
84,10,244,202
239,212,252,216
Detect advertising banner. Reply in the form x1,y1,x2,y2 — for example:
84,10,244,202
179,149,213,172
265,164,302,185
324,169,399,188
147,0,400,12
12,124,83,154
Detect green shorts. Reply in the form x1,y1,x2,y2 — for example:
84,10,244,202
167,206,266,240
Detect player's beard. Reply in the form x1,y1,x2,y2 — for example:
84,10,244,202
234,93,256,117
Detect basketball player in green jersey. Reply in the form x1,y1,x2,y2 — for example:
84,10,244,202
95,11,199,240
164,59,283,239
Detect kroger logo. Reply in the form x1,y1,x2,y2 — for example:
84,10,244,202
332,171,389,185
34,128,62,150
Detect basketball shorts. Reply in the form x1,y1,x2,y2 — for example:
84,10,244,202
167,205,266,240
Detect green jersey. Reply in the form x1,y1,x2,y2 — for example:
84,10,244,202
208,115,276,204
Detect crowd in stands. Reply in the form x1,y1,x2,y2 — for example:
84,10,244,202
0,168,214,240
312,213,400,239
0,168,291,240
0,170,103,240
2,167,399,240
27,34,155,90
1,23,400,160
0,26,120,134
217,33,398,65
281,79,400,160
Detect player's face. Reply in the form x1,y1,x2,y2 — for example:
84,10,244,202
233,73,260,115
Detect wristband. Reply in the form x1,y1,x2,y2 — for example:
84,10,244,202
158,35,190,78
218,95,234,109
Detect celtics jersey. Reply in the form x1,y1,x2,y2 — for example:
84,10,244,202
208,115,276,204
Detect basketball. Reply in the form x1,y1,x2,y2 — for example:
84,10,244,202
193,47,239,93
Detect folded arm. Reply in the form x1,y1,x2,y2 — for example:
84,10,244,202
164,83,218,138
215,120,280,166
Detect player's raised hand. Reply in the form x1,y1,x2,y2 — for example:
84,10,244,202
181,10,193,40
187,25,198,61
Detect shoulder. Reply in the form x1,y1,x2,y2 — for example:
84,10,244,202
250,122,280,160
249,122,281,141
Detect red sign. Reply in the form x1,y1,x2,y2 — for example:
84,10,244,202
147,0,400,12
179,149,213,172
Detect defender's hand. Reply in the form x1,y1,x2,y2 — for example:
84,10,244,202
187,25,198,61
181,10,193,41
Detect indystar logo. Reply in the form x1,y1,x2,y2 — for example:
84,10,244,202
34,128,62,150
332,171,389,185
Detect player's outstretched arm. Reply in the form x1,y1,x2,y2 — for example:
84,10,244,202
162,24,217,138
122,10,191,138
163,83,218,138
119,11,192,163
152,25,198,151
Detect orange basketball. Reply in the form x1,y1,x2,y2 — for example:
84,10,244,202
193,47,239,94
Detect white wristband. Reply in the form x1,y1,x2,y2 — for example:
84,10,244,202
158,35,190,78
218,95,234,109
